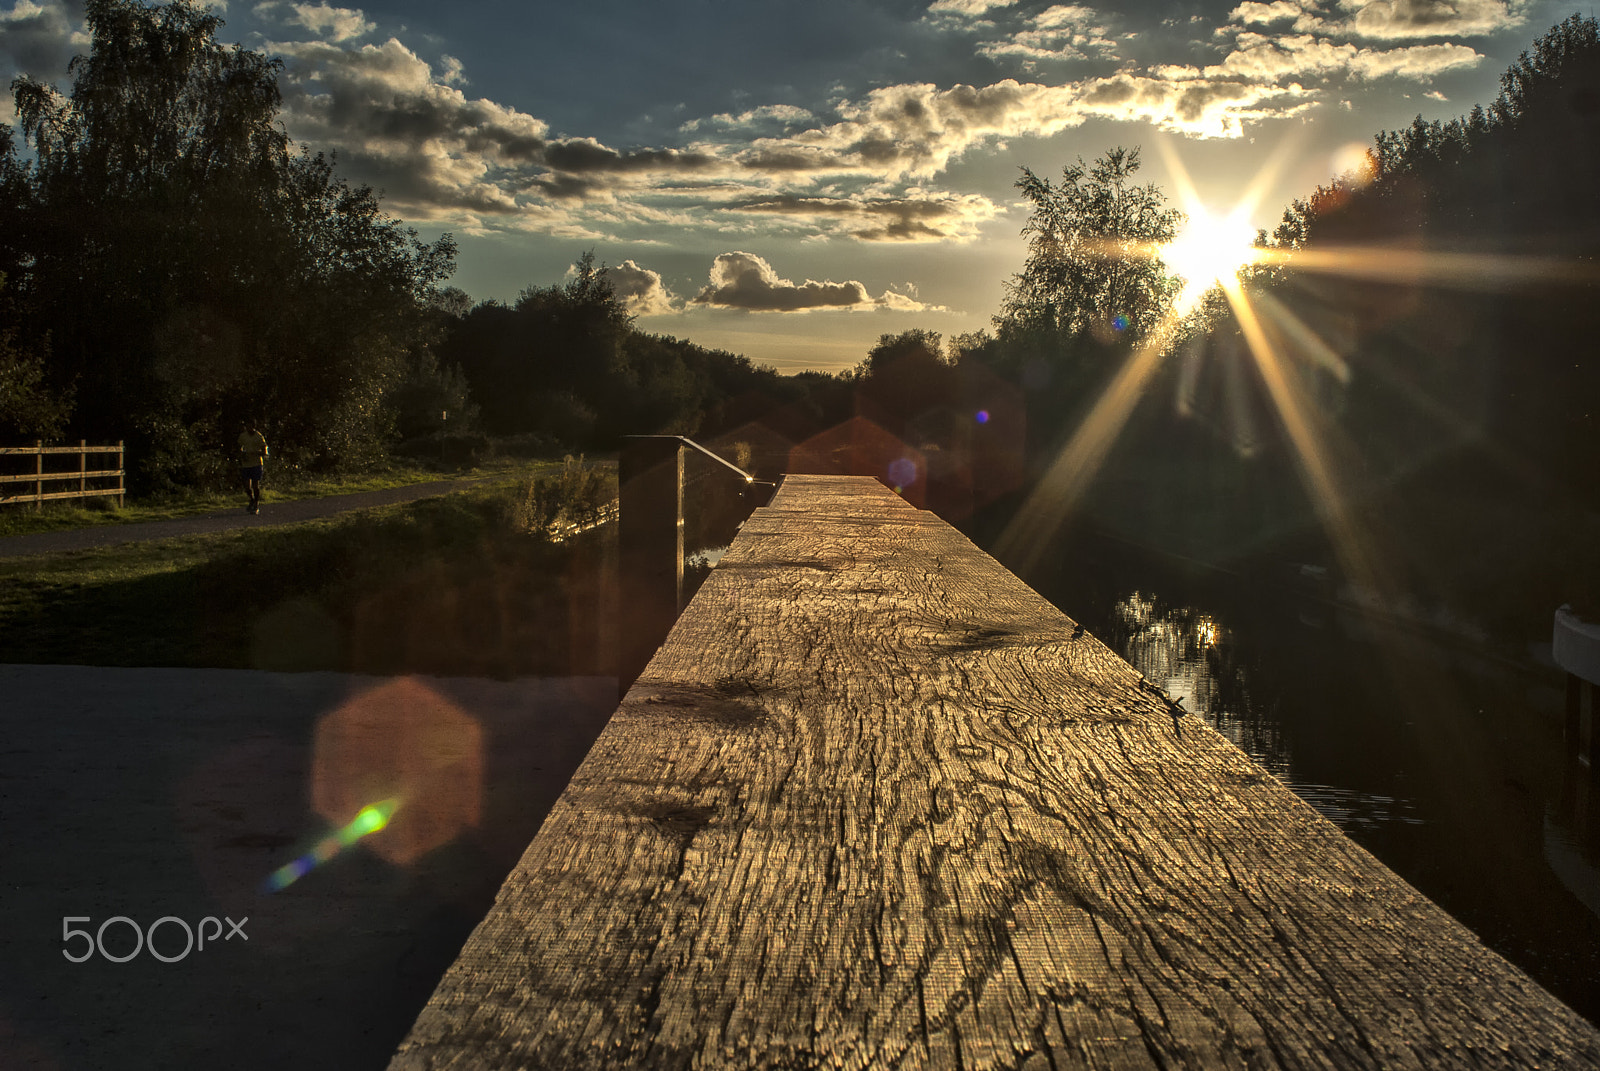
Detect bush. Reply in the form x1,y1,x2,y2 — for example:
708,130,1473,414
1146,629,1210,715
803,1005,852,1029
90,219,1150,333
506,456,616,537
391,432,490,466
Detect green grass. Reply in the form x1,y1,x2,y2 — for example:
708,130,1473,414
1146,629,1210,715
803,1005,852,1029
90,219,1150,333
0,471,618,676
0,456,552,538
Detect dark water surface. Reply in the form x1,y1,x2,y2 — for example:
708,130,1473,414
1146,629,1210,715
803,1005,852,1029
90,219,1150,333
1019,530,1600,1027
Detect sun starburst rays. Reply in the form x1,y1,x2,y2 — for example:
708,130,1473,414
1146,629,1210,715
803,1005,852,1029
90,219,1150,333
994,137,1600,598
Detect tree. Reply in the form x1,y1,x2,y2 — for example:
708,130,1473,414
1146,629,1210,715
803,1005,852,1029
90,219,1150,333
0,275,71,439
3,0,456,486
1001,147,1182,345
852,329,955,439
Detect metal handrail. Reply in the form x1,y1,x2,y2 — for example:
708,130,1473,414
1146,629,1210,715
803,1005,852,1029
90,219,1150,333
618,435,779,691
633,434,775,488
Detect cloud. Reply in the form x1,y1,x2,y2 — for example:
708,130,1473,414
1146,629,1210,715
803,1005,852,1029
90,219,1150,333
269,37,558,218
1158,31,1481,83
606,259,678,316
1346,40,1480,76
926,0,1018,15
722,191,1002,241
1071,73,1315,136
974,5,1121,64
1229,0,1309,25
679,104,816,135
690,252,942,312
0,0,86,78
734,80,1089,181
1338,0,1531,39
254,2,373,42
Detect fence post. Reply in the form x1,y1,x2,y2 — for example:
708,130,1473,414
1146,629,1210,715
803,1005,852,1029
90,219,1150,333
78,439,86,498
116,440,125,508
33,440,42,511
619,436,684,693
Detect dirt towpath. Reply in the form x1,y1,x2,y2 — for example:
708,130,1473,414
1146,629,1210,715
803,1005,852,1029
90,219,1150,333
0,477,494,559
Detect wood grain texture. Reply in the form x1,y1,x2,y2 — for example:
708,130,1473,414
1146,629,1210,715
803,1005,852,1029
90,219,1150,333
391,475,1600,1070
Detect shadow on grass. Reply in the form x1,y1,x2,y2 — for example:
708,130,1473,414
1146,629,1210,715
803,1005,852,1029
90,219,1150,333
2,491,617,677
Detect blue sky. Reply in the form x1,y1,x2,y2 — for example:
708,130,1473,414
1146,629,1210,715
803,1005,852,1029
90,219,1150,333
0,0,1577,370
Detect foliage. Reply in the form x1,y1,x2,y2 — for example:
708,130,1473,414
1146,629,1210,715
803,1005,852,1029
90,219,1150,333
505,455,617,537
1244,14,1600,637
852,329,958,438
441,254,798,449
1002,147,1182,344
0,0,461,489
0,273,71,438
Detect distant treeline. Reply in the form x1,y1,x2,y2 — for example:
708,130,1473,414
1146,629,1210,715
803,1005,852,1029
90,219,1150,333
430,254,856,462
0,0,862,492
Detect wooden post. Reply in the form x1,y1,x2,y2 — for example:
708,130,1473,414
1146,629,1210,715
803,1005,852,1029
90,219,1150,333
116,440,125,508
619,435,684,692
1565,674,1599,772
1568,673,1583,763
77,438,86,498
33,439,42,511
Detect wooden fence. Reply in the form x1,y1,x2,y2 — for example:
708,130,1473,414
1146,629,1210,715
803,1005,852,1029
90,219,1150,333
0,440,125,509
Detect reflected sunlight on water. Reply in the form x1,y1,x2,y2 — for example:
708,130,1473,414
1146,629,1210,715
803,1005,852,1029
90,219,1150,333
1111,591,1427,831
1065,569,1600,1025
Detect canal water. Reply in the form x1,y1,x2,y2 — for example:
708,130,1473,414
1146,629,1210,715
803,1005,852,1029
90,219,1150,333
1021,527,1600,1026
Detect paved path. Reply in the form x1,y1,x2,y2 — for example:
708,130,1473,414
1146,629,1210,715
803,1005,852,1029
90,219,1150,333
0,477,493,559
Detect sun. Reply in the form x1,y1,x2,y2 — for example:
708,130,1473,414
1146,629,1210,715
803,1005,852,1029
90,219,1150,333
1161,207,1259,313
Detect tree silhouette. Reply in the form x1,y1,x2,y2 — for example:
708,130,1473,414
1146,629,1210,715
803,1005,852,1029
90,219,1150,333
1,0,458,487
1002,147,1182,344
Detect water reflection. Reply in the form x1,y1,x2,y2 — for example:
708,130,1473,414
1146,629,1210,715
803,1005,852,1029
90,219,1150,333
1037,541,1600,1025
1110,592,1424,832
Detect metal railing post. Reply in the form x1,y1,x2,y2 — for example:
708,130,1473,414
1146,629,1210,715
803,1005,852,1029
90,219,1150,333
619,436,685,691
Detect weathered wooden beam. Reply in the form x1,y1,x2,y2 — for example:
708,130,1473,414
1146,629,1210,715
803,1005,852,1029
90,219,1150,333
394,475,1600,1070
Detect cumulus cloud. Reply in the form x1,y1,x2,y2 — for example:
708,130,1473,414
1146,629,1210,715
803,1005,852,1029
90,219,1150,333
254,1,373,42
723,192,1001,241
680,104,815,134
0,0,86,78
270,37,561,217
606,259,679,316
269,36,737,223
735,80,1090,181
1075,73,1315,136
1158,31,1481,82
1339,0,1530,39
975,5,1120,64
1229,0,1309,24
251,2,1477,244
926,0,1018,15
1346,40,1480,76
690,252,942,313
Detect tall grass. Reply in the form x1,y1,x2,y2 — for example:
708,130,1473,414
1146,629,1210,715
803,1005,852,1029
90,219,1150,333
505,455,617,538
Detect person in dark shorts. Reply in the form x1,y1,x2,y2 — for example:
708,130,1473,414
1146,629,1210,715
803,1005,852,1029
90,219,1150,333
238,422,268,514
